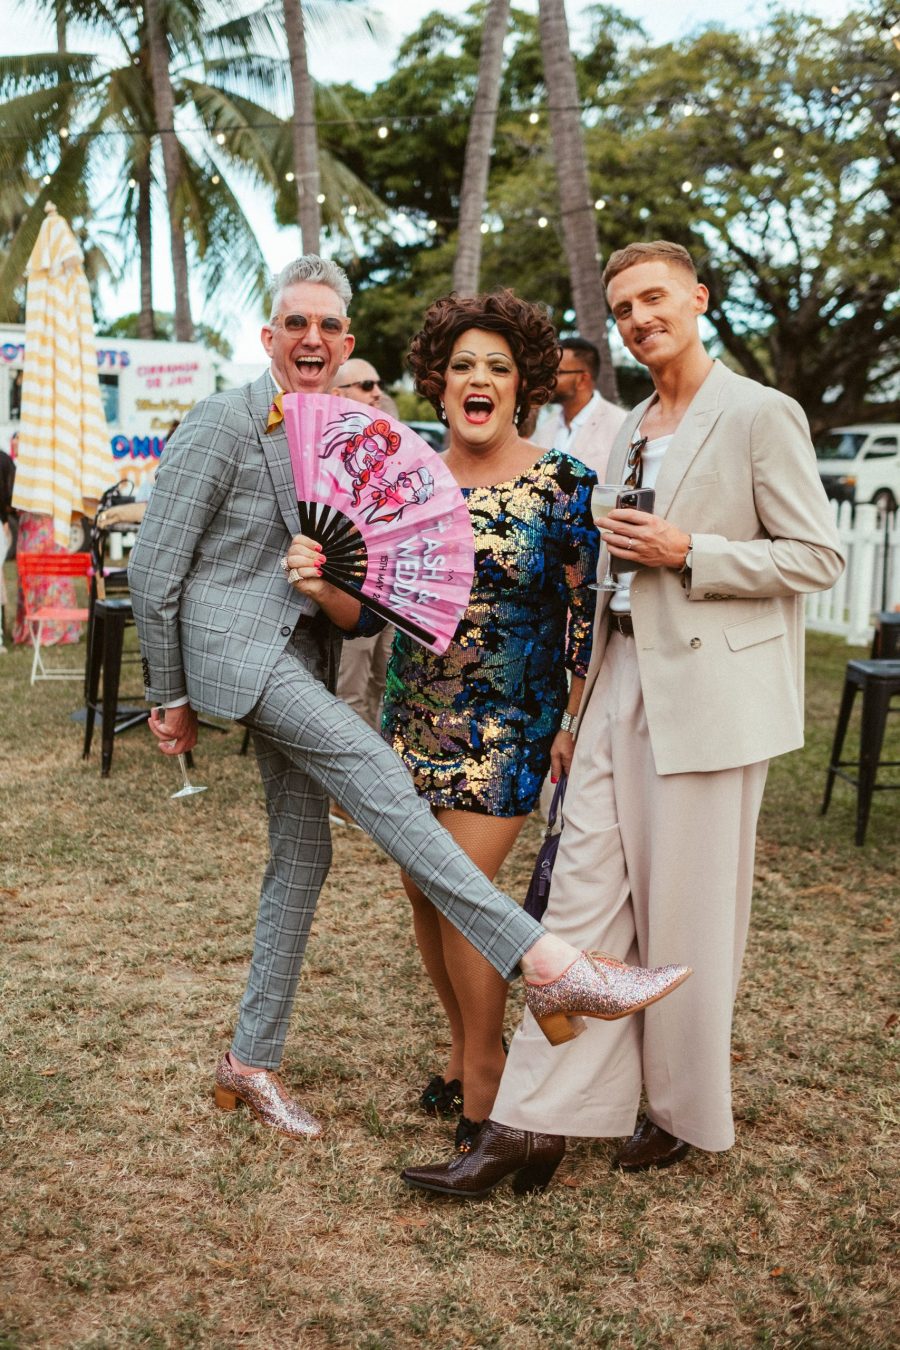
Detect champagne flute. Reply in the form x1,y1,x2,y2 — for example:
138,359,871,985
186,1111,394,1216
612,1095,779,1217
171,752,207,799
590,483,630,592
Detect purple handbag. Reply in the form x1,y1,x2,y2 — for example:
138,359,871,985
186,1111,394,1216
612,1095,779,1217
523,775,567,921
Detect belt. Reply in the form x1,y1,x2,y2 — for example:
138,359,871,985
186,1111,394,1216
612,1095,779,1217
607,611,634,638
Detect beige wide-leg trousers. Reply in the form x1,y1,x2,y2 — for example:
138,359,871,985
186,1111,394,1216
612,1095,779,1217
493,633,768,1152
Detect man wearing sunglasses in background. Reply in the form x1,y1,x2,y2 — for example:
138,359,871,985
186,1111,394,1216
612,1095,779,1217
129,255,663,1146
332,357,384,410
533,337,626,478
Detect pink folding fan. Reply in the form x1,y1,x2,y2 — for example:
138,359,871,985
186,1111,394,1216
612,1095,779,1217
282,393,474,653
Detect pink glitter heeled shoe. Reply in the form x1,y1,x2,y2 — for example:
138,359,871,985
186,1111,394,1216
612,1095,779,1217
214,1053,323,1139
524,951,692,1046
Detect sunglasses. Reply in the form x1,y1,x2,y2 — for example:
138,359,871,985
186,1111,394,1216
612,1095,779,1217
270,311,350,337
625,434,647,488
337,379,382,392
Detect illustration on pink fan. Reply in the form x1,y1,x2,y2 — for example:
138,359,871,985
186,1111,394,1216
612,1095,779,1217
320,411,435,524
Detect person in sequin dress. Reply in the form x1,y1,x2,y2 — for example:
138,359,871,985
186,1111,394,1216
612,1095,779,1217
381,291,600,1148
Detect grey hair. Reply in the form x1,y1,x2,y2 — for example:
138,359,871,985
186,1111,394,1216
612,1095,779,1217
269,256,352,319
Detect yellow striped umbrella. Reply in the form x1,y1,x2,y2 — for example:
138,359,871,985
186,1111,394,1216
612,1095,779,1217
12,202,109,548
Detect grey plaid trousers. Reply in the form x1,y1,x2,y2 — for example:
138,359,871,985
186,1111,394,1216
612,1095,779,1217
232,629,543,1067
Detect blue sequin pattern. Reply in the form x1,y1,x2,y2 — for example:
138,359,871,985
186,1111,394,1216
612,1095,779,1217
382,450,599,816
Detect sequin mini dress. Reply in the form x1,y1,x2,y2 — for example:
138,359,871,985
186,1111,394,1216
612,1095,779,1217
382,450,599,816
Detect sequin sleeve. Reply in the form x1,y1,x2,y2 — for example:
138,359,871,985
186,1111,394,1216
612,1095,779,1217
549,454,599,677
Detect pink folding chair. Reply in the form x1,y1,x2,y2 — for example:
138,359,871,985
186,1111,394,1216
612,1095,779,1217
18,551,91,685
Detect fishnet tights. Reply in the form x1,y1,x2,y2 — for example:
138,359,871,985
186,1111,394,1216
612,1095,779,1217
402,808,528,1124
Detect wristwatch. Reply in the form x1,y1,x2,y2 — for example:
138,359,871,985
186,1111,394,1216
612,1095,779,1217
560,710,579,735
680,537,693,573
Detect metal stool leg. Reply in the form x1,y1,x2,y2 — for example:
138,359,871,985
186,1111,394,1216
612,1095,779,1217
855,681,893,846
100,609,126,778
822,673,858,815
82,603,104,760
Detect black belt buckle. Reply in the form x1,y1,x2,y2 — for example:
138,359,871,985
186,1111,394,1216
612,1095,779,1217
607,612,634,638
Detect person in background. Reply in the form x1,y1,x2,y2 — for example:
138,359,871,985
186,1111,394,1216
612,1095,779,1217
0,444,16,648
327,357,395,825
129,254,689,1148
533,338,626,480
400,239,843,1199
381,290,602,1152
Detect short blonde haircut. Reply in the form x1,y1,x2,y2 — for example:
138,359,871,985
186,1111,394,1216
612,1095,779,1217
603,241,697,290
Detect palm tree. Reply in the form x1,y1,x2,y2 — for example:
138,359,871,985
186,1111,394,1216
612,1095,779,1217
452,0,511,296
537,0,618,401
0,3,283,331
145,0,194,338
283,0,321,252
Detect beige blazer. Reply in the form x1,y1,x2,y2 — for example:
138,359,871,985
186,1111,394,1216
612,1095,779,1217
581,360,844,775
534,393,627,479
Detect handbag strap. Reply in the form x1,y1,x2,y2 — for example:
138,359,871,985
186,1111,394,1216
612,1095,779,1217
546,773,567,833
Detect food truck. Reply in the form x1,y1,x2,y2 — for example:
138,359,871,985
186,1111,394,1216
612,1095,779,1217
0,325,219,492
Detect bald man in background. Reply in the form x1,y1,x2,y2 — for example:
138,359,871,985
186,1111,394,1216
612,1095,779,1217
328,357,396,824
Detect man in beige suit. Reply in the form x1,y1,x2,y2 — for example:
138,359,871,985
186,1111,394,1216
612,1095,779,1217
400,240,844,1196
533,337,626,477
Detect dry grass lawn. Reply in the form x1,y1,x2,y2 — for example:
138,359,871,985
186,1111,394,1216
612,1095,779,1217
1,591,897,1348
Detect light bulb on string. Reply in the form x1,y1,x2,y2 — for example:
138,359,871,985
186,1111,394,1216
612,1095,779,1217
537,216,548,228
377,125,389,139
892,91,900,103
316,193,326,204
216,132,226,145
681,180,692,193
348,204,358,216
127,177,137,188
60,127,69,140
772,146,784,160
211,174,220,185
529,111,540,125
480,222,489,234
285,171,295,182
594,198,605,210
42,174,51,184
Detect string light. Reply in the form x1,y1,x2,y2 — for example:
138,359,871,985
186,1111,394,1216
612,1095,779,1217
594,198,605,210
537,215,548,227
892,91,900,102
215,132,226,145
42,173,51,184
681,180,692,192
316,192,326,203
285,171,295,182
127,177,137,188
211,174,220,184
377,125,389,139
773,146,784,159
60,127,69,139
480,221,489,233
528,111,540,124
348,204,358,215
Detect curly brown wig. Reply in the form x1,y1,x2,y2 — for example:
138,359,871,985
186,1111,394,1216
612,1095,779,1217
408,289,560,424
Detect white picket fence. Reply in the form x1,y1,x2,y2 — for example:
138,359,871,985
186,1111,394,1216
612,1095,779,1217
805,501,900,646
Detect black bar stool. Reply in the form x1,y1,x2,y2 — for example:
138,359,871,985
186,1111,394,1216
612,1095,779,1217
821,659,900,845
83,595,149,776
871,611,900,659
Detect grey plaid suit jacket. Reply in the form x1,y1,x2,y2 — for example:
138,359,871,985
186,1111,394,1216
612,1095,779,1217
129,371,335,719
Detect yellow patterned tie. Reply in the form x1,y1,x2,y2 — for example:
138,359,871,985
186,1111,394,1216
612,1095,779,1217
266,391,284,431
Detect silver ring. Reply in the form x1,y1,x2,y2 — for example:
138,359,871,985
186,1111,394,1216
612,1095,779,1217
280,556,289,572
625,536,633,549
287,567,301,584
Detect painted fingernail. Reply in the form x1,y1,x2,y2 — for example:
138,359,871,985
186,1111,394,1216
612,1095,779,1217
551,776,558,784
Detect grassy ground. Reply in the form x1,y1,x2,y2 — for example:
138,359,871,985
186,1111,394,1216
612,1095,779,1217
0,595,897,1348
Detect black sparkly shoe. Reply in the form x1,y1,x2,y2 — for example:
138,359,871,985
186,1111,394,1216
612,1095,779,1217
454,1115,484,1153
419,1074,464,1118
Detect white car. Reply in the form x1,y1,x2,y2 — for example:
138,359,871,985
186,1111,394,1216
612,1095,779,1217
815,424,900,516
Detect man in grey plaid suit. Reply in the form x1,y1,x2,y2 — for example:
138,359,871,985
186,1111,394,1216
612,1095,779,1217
129,256,673,1141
